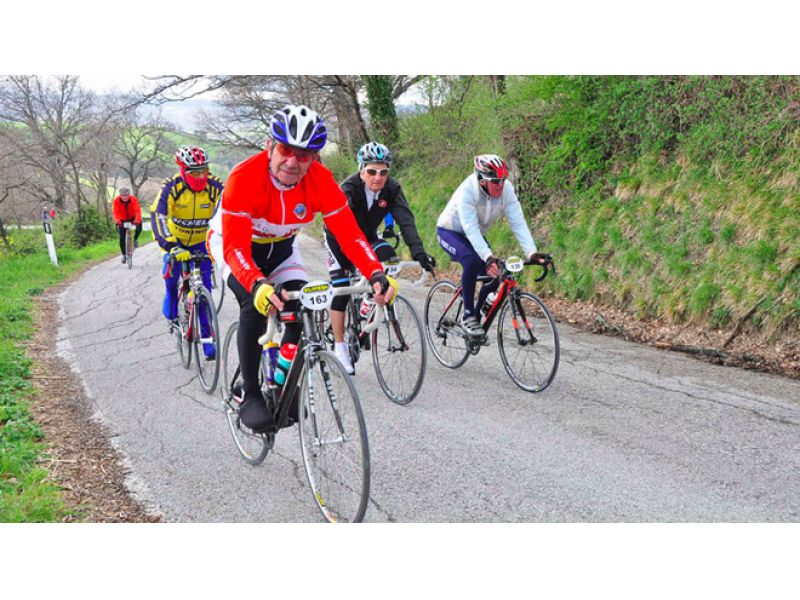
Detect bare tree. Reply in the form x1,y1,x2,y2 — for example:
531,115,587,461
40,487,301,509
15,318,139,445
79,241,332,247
0,76,127,216
145,75,427,157
83,117,125,225
114,110,173,198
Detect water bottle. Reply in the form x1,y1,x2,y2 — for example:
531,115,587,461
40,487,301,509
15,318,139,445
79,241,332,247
359,296,374,318
481,292,498,315
273,343,298,387
262,341,280,384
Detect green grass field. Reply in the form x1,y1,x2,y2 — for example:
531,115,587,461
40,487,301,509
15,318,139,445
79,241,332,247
0,231,117,522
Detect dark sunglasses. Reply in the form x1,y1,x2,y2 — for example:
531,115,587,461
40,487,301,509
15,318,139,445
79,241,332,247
275,142,315,163
365,168,389,177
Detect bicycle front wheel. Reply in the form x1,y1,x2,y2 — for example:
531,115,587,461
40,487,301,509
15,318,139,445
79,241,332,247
211,267,226,313
194,286,221,394
298,350,370,523
496,291,560,393
423,280,470,369
371,295,426,404
125,231,133,270
221,321,269,465
177,286,192,369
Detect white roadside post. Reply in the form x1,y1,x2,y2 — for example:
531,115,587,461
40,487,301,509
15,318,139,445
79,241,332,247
42,209,58,266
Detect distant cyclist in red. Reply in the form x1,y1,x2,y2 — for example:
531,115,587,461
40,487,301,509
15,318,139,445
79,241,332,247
112,186,142,264
217,104,397,432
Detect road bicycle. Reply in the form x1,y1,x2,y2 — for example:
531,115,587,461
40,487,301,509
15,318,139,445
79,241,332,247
317,260,429,405
220,279,382,523
170,252,220,394
122,221,134,269
424,255,560,393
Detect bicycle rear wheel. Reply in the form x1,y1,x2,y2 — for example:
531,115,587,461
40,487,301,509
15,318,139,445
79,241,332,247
176,285,192,368
194,287,221,394
371,295,426,404
221,321,269,465
496,291,560,392
423,280,470,369
298,350,370,523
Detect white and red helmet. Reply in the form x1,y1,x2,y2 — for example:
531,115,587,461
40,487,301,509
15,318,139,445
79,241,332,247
473,154,509,181
175,145,209,170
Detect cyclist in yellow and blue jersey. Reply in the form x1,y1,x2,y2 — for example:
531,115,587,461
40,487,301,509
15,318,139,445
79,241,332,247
150,145,224,360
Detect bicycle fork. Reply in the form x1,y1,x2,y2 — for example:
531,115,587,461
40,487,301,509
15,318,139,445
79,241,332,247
307,356,349,446
379,304,409,352
509,294,538,346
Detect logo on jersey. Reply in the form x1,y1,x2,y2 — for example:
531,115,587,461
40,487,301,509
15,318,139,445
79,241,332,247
293,204,307,219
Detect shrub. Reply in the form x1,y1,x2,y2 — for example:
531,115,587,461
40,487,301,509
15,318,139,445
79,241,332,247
56,207,114,249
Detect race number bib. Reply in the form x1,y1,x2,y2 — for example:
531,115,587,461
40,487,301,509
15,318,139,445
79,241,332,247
300,281,334,311
506,256,524,273
383,258,402,277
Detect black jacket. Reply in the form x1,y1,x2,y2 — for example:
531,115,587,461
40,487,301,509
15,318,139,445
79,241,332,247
327,172,425,259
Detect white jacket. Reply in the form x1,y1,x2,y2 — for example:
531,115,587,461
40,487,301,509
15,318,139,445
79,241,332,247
436,174,537,261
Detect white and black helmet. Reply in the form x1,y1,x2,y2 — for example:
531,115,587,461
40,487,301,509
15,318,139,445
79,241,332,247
357,141,392,166
269,104,327,151
119,186,130,195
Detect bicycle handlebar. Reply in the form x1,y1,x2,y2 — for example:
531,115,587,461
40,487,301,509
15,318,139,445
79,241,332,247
169,251,210,265
523,254,556,282
257,283,387,346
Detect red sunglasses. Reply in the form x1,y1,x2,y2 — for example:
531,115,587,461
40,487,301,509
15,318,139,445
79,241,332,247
275,142,315,163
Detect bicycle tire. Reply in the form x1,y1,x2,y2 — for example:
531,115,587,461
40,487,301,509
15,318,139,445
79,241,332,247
125,230,133,270
423,280,470,369
298,349,370,523
194,286,221,394
176,285,193,369
371,294,427,404
221,321,269,465
496,291,560,393
211,267,226,313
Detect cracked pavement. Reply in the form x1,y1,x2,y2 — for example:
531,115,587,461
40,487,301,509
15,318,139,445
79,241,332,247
58,237,800,522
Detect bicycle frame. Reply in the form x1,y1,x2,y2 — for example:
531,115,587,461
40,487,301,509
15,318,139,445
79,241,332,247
342,259,426,349
437,259,545,345
175,253,213,340
257,283,383,429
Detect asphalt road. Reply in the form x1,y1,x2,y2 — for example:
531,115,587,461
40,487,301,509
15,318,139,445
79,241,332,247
57,236,800,522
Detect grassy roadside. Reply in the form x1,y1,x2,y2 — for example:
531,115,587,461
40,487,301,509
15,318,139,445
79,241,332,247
0,234,117,522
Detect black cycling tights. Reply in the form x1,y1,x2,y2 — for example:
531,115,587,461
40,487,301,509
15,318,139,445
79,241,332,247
117,223,142,255
228,275,304,399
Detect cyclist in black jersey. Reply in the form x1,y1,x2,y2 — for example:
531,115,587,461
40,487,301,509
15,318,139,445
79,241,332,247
324,141,435,373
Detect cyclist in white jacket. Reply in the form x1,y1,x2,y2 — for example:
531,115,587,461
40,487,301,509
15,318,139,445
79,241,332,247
436,154,547,338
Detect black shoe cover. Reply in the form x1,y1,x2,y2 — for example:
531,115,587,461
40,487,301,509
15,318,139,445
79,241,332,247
239,392,274,432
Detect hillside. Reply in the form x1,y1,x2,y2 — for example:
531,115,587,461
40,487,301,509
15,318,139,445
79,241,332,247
390,76,799,364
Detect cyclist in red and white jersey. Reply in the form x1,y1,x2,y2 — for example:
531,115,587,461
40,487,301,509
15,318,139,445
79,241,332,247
215,104,398,432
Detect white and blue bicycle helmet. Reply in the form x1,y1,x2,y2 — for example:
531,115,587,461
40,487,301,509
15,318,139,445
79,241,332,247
269,104,327,151
357,141,392,166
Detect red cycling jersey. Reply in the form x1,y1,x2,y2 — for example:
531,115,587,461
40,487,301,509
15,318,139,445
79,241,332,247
221,150,382,292
112,195,142,225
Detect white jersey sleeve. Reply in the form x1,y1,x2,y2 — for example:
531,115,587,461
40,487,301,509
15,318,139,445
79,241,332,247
501,181,537,258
